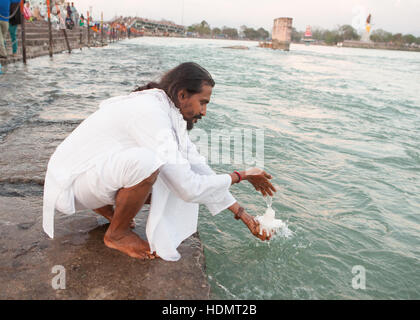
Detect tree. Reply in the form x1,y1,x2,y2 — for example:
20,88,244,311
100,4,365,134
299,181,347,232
198,20,211,35
392,33,403,44
188,21,211,36
200,20,209,29
243,27,261,40
311,27,325,41
212,27,221,36
221,26,238,39
370,29,393,43
402,34,416,45
291,27,303,42
257,27,269,40
338,24,360,41
324,30,340,45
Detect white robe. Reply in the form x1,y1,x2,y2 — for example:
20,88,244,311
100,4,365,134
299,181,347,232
42,89,236,261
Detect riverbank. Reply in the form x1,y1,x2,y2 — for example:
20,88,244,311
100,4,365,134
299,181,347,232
289,40,420,52
0,19,137,66
341,40,420,52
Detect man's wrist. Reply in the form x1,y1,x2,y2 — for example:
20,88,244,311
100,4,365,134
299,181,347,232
239,170,247,181
234,206,245,220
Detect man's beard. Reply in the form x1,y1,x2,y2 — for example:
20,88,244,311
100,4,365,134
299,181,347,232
186,115,202,131
187,120,194,131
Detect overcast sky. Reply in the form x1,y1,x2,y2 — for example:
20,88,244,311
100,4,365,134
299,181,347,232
73,0,420,36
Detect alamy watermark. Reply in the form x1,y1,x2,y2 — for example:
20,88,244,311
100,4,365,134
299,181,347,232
155,128,265,168
352,265,366,290
51,265,66,290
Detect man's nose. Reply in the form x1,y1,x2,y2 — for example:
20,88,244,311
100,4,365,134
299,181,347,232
201,105,207,116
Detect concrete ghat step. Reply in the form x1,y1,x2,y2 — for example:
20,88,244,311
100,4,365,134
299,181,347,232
0,194,210,299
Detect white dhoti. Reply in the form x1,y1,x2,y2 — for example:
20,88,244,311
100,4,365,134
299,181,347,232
56,147,163,212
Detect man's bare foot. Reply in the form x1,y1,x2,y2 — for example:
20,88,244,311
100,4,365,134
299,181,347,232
104,230,156,259
94,206,136,228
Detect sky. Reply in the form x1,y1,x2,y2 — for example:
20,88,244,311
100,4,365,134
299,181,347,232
73,0,420,36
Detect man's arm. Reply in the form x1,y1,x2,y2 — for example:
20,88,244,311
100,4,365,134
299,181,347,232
129,107,275,240
185,136,275,241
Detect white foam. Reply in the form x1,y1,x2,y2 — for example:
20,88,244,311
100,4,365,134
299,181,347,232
255,198,293,239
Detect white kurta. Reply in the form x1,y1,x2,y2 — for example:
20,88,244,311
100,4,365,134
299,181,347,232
43,89,236,261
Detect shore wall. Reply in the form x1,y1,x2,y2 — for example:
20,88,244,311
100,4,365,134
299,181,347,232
342,40,420,52
1,20,138,65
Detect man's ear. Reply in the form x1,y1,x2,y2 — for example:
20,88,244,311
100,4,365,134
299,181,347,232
177,89,187,104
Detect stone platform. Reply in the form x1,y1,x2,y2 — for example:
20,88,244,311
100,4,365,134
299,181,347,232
0,192,210,299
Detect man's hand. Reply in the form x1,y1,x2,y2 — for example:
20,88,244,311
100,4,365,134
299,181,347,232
237,209,272,241
242,167,276,197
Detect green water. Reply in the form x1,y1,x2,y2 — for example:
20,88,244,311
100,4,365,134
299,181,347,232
1,37,419,299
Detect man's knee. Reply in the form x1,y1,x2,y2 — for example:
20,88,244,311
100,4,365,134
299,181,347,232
115,147,162,187
142,169,159,186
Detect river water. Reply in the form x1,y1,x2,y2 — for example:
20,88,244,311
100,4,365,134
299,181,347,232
1,37,419,299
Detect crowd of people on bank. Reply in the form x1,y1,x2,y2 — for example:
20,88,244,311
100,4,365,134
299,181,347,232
0,0,82,59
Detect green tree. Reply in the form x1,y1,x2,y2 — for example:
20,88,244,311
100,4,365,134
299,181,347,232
221,26,238,39
370,29,393,43
243,27,260,40
257,27,269,40
338,24,360,41
392,33,403,44
198,20,211,35
311,27,325,41
291,27,303,42
324,30,340,45
402,34,416,44
212,27,221,36
188,21,211,36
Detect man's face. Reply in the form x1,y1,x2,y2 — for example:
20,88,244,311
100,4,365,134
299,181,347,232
178,84,212,131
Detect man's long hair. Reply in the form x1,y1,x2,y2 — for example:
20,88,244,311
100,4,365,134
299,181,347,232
133,62,215,107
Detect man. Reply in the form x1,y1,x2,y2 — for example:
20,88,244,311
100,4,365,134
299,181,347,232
0,0,10,59
9,0,20,57
43,62,276,261
70,2,78,27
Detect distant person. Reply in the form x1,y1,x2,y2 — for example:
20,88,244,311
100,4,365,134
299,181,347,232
32,5,42,21
55,8,66,30
79,13,84,27
42,62,275,261
65,12,73,30
70,2,78,27
9,0,21,58
23,2,32,21
66,2,72,20
0,0,10,59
